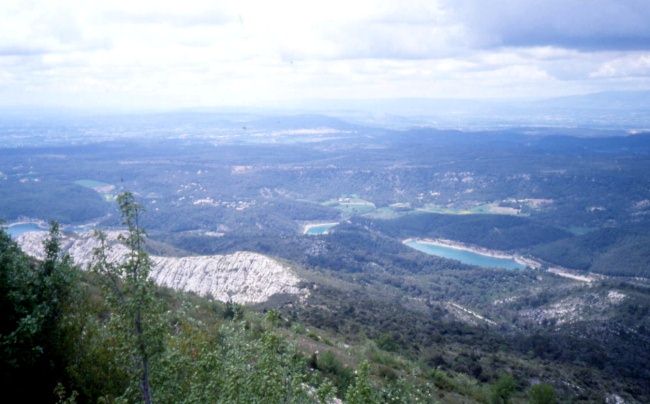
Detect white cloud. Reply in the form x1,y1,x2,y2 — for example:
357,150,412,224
0,0,649,108
444,0,650,50
591,54,650,78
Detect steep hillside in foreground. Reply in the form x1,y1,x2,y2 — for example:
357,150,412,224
0,226,486,403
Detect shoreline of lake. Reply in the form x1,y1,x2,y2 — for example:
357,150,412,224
5,218,49,228
403,237,543,269
4,219,104,238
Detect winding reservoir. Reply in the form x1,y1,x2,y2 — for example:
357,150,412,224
404,239,526,270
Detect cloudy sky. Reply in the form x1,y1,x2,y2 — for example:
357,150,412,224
1,0,649,109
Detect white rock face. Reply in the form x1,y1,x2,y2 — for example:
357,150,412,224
16,231,307,304
150,253,305,303
520,289,626,326
445,302,496,326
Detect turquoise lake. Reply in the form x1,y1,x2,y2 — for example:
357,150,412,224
75,179,110,188
404,239,525,270
5,222,95,238
6,223,47,238
305,223,338,235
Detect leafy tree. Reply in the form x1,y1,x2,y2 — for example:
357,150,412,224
92,192,165,403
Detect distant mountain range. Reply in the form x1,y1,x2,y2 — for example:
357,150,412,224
2,90,649,131
532,90,650,110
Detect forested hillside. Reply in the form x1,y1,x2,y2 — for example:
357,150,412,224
3,193,649,402
3,194,561,403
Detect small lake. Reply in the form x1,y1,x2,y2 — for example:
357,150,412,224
304,223,338,235
75,179,110,188
404,239,525,270
5,222,47,238
5,222,97,239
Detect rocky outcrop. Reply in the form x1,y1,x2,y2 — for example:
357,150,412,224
16,231,307,304
519,290,626,325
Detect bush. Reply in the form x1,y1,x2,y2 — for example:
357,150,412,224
431,370,454,391
346,362,379,404
490,373,517,404
529,383,557,404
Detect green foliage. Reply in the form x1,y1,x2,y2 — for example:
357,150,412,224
91,192,164,403
345,361,379,404
316,378,337,403
315,350,354,393
317,350,341,373
152,313,312,403
0,222,78,401
532,227,650,277
490,373,517,404
291,322,306,334
0,179,108,223
378,377,437,403
376,333,398,352
431,369,454,391
265,308,281,327
528,383,557,404
365,213,571,251
54,383,79,404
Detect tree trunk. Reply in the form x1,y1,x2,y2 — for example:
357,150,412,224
136,308,153,404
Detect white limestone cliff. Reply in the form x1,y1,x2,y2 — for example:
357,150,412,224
16,231,307,305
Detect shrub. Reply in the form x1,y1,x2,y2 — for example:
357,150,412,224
490,373,517,404
529,383,557,404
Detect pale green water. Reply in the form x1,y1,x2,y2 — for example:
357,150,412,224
305,223,338,235
6,223,47,238
5,222,96,238
404,240,525,270
75,179,110,188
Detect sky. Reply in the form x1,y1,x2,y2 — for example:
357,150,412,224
1,0,649,109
